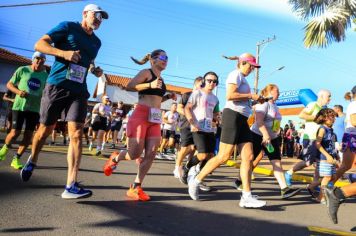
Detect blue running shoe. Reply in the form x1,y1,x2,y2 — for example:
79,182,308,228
284,172,292,187
61,182,92,199
20,162,36,182
347,173,356,183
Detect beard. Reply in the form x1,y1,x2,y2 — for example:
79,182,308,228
86,18,99,30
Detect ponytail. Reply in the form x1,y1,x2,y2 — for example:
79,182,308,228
222,55,239,60
131,53,151,65
131,49,166,65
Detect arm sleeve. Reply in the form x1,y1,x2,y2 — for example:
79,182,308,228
46,21,69,43
9,67,23,85
255,102,268,115
213,101,220,113
188,91,197,106
92,103,100,113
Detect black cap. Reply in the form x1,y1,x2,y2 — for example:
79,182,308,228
352,85,356,94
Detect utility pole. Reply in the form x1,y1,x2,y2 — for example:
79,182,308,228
254,35,276,94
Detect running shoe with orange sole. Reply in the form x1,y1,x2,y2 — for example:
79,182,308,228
126,185,151,201
103,151,119,176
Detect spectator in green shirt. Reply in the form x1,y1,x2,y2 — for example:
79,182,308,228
0,51,48,169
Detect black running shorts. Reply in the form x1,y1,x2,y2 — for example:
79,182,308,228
220,108,253,145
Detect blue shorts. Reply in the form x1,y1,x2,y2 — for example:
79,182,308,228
317,161,336,177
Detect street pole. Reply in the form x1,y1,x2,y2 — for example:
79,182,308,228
254,35,276,94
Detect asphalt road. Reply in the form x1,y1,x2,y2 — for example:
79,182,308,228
0,144,355,236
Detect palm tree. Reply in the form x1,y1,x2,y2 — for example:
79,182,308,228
289,0,356,48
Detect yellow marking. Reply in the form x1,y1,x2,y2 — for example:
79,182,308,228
231,160,349,187
308,226,356,236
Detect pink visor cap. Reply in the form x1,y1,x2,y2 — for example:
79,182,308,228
239,55,261,68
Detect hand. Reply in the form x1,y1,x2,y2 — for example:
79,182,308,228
92,66,103,77
18,90,28,98
150,77,162,89
262,135,271,145
251,94,260,101
191,124,199,132
326,156,335,164
62,50,81,63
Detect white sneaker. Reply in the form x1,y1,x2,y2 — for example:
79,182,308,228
173,166,182,178
166,154,175,161
188,168,199,200
188,177,200,200
239,194,266,208
156,153,164,160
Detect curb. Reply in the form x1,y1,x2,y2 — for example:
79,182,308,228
225,160,350,188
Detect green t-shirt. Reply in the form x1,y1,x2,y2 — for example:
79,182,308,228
10,66,48,113
303,101,322,140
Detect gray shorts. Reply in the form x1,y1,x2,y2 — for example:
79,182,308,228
39,84,89,126
300,139,320,165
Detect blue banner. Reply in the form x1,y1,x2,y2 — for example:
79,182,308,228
276,89,317,107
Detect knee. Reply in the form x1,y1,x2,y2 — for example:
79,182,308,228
242,153,254,162
216,153,229,164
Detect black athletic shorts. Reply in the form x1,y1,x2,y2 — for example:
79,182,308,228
39,84,89,126
110,120,123,132
162,129,176,139
192,131,216,154
92,116,108,132
180,127,194,147
12,110,39,131
220,108,253,145
252,132,281,161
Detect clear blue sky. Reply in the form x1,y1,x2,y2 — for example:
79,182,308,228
1,0,355,110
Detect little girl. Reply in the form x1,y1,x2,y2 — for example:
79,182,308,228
314,108,339,203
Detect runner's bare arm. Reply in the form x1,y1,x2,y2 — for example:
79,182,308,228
226,83,261,102
185,102,199,131
126,69,152,92
34,35,81,63
298,107,315,121
6,81,27,98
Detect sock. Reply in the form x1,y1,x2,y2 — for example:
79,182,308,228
200,159,207,170
186,156,200,169
133,182,141,188
242,191,252,198
194,177,201,184
14,153,21,159
334,187,346,200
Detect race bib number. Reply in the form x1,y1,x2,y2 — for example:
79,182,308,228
66,64,87,83
198,118,212,130
148,108,162,124
272,119,281,132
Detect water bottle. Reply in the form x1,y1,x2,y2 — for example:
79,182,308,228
265,142,274,153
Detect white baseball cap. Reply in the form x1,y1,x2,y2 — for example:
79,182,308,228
83,4,109,19
32,51,46,61
103,95,110,100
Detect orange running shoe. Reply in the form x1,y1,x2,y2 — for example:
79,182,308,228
103,151,119,176
126,184,151,201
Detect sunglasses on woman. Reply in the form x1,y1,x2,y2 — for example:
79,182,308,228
155,55,168,62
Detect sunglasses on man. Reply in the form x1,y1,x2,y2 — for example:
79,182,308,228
206,79,218,84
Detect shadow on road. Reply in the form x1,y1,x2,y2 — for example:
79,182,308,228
77,200,310,235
